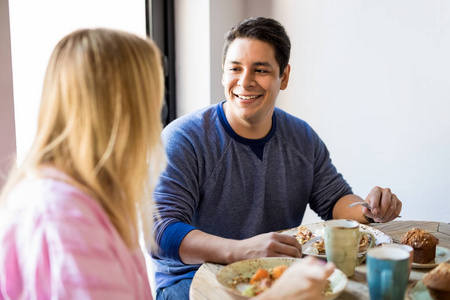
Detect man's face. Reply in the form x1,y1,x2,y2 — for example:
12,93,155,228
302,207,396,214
222,38,290,135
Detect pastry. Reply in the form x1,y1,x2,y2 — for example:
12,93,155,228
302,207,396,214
400,228,439,264
422,262,450,300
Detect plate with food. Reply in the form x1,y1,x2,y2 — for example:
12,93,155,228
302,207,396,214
411,246,450,269
399,227,450,269
409,262,450,299
280,222,392,259
216,257,348,299
408,280,432,300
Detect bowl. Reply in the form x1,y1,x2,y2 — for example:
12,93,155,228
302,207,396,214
216,257,348,299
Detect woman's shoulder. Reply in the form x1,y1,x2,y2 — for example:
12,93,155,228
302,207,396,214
7,172,102,221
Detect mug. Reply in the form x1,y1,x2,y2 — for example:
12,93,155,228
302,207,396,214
366,247,410,300
324,219,376,277
381,243,413,278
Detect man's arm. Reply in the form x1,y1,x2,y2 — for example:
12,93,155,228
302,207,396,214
332,194,368,223
333,186,402,223
178,229,302,265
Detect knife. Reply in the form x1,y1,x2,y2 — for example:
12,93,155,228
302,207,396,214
301,236,322,253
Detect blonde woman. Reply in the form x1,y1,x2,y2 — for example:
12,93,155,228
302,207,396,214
0,28,165,299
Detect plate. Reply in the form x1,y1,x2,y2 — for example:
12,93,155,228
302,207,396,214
412,246,450,269
280,221,393,259
216,257,348,299
408,280,432,300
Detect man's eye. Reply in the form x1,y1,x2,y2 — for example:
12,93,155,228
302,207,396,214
256,69,268,73
229,68,240,72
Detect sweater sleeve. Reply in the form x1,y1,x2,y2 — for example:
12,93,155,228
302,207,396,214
153,117,205,256
157,221,196,261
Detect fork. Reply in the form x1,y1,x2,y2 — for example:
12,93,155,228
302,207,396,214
348,201,401,217
348,201,371,209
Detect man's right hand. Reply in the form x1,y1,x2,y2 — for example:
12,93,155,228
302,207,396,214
229,232,302,262
179,230,302,265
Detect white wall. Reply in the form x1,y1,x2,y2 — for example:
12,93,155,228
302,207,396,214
8,0,147,164
174,0,212,116
273,0,450,223
175,0,450,223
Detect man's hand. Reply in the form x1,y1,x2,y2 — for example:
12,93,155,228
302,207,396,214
231,232,302,262
363,186,402,223
179,230,302,265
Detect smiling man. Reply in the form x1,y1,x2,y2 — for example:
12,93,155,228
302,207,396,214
151,17,402,300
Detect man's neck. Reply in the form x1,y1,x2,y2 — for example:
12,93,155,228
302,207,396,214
223,103,273,140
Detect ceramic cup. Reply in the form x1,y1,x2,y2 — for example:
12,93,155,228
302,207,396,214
380,243,413,278
324,219,376,277
366,247,410,300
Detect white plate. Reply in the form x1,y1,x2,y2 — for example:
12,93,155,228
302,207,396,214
216,257,348,299
408,280,432,300
412,246,450,269
280,221,393,259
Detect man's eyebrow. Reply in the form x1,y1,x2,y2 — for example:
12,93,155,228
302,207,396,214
253,61,273,68
226,61,273,68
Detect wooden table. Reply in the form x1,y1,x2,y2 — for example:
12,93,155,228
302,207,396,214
189,220,450,300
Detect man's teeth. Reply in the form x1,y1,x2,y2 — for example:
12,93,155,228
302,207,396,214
237,95,259,100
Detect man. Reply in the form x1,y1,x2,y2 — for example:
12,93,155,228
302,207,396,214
152,17,402,299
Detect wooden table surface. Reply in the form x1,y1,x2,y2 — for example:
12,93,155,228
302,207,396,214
189,220,450,300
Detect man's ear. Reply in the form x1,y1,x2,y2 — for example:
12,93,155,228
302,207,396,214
280,64,291,90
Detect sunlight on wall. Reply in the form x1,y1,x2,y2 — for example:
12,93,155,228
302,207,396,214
9,0,146,164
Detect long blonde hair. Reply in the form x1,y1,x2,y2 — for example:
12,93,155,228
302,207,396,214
1,28,165,250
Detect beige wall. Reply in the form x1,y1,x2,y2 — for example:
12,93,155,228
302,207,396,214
0,0,16,191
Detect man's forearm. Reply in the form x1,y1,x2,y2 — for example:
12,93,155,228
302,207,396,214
179,229,238,265
332,194,368,224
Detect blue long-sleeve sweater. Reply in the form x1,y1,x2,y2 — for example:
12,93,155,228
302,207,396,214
152,102,352,289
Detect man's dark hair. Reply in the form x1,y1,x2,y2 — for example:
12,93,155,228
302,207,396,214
222,17,291,77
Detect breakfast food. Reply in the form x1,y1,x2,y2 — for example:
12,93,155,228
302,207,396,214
229,265,288,296
422,262,450,299
296,226,314,244
295,225,372,254
358,234,371,252
229,265,333,297
400,228,439,264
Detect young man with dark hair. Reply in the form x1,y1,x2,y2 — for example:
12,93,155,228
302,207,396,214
152,17,402,299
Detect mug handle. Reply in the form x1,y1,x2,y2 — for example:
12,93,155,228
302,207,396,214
381,269,393,298
356,230,376,265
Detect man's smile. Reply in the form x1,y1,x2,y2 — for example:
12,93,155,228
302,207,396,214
234,93,263,100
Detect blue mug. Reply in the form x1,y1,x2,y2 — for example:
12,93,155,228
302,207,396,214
366,247,410,300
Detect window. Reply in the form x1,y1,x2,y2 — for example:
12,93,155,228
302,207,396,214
147,0,176,126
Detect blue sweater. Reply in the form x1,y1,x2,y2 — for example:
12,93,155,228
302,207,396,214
152,102,352,289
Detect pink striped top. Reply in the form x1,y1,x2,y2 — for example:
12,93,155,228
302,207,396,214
0,172,152,299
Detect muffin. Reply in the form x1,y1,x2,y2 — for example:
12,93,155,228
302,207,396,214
400,228,439,264
422,262,450,300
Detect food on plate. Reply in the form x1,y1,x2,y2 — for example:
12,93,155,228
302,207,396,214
400,228,439,264
295,225,372,255
312,238,326,253
296,226,314,244
323,279,332,296
228,264,333,297
422,262,450,299
229,265,288,297
358,233,371,252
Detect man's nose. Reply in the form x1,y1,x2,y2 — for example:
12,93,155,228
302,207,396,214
237,70,255,87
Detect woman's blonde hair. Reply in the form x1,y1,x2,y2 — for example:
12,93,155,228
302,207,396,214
1,28,165,250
